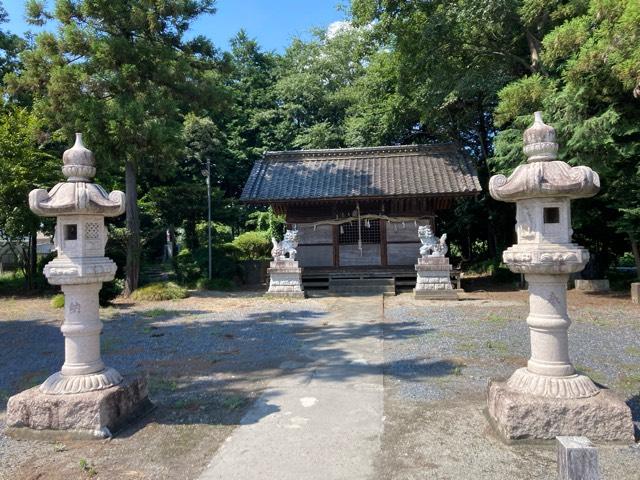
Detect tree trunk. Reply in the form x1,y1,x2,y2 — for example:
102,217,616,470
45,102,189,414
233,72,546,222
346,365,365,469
631,236,640,280
124,159,140,296
526,30,543,73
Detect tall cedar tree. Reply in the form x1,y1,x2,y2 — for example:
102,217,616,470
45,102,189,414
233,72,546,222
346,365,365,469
493,0,640,275
9,0,224,294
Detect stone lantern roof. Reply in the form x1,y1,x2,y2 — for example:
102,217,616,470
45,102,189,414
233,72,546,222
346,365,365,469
489,112,600,202
29,133,125,217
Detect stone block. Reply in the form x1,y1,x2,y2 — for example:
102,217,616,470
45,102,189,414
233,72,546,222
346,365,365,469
487,379,634,442
414,289,458,300
574,279,610,292
557,436,600,480
631,282,639,304
266,262,305,298
5,376,152,440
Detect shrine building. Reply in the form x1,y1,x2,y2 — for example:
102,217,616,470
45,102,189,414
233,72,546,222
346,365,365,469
240,144,481,291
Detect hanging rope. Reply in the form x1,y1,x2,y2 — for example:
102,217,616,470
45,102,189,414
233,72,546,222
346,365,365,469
289,214,435,229
356,202,362,256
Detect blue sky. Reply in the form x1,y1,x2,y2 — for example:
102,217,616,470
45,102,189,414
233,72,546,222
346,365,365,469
2,0,348,52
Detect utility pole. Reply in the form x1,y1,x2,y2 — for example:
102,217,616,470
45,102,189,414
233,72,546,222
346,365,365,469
206,156,212,280
201,155,212,281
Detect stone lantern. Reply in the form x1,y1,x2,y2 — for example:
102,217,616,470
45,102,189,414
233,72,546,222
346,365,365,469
487,112,633,441
6,134,150,439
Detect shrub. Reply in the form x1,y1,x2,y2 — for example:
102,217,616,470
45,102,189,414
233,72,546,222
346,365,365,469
100,278,123,306
192,245,241,280
231,231,271,260
131,282,188,301
51,293,65,308
174,248,201,283
196,277,235,291
196,221,234,245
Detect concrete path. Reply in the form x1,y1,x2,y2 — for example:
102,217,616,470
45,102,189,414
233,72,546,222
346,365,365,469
199,296,384,480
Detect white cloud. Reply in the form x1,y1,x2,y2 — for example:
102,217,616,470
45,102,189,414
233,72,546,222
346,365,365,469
326,20,353,39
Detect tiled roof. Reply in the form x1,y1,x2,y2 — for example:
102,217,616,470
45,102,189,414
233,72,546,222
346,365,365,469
240,144,481,203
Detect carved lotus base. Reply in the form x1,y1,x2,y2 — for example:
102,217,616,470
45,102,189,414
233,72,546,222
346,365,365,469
44,257,117,285
502,244,589,274
40,367,123,395
505,367,599,399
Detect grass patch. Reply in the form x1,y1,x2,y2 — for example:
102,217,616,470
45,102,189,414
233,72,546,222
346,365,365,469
0,271,26,295
131,282,188,301
617,371,640,391
101,337,120,353
574,364,608,386
486,313,508,326
221,394,247,410
17,370,50,391
79,459,97,478
457,342,477,353
624,346,640,357
148,377,178,393
173,398,201,411
53,442,66,453
484,340,509,354
0,388,9,403
51,293,65,309
196,277,235,291
141,308,175,318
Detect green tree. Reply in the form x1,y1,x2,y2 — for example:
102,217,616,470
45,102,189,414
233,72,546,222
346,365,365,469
494,0,640,275
0,107,59,288
274,23,375,149
9,0,225,295
0,2,25,85
224,31,283,190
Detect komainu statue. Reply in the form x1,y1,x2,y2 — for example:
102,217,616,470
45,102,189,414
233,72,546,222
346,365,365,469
271,229,299,261
418,225,448,257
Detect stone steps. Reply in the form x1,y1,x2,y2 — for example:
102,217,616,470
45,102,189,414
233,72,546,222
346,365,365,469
329,278,395,296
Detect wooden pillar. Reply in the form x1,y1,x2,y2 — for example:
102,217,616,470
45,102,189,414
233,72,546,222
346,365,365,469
380,220,388,266
332,225,339,267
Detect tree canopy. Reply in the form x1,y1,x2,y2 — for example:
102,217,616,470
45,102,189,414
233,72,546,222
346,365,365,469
0,0,638,292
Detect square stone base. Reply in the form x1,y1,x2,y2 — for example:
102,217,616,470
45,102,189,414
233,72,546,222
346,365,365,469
5,376,153,440
487,379,634,442
264,291,306,299
414,289,458,300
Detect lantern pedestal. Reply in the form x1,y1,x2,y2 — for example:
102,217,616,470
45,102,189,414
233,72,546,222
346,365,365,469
6,377,153,440
487,378,634,441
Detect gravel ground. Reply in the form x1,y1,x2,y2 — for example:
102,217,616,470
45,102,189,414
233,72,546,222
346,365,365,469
378,292,640,479
1,289,639,479
0,293,330,480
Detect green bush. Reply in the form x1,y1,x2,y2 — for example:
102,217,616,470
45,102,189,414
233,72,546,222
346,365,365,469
131,282,189,301
100,278,123,306
196,277,235,291
231,231,271,260
196,221,234,245
174,248,201,283
51,293,65,308
192,245,241,280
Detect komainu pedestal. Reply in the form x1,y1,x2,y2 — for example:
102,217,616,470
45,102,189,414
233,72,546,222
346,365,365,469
266,229,305,298
414,256,457,300
266,259,305,298
487,112,634,441
414,225,457,300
